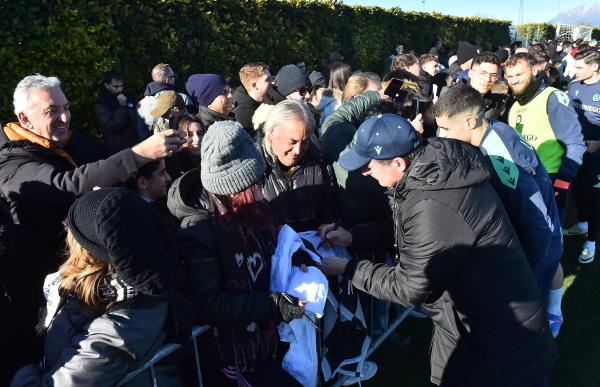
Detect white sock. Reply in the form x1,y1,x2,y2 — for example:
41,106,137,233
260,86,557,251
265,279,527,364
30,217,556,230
584,240,596,251
547,287,563,316
578,221,589,231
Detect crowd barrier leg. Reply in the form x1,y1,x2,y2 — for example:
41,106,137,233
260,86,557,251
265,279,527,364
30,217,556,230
117,325,210,387
329,307,414,387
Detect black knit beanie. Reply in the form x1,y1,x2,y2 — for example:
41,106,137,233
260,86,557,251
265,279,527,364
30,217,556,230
457,41,479,65
275,64,311,96
67,188,169,295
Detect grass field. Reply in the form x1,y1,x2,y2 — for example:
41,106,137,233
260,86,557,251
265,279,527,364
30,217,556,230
361,235,600,387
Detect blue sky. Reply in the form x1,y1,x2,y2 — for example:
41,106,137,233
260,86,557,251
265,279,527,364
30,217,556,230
342,0,595,25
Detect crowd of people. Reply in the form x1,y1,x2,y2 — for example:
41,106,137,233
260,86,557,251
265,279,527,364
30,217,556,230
0,34,598,387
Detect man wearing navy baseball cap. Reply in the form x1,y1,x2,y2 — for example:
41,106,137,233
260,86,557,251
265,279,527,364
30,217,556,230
338,114,421,187
319,114,556,387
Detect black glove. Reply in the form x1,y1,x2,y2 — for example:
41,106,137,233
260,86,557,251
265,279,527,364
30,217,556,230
552,177,571,209
272,292,304,323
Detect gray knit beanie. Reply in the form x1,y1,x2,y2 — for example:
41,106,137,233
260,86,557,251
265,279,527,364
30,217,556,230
201,121,265,195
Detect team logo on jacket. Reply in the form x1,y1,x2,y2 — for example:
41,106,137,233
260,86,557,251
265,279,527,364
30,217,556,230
555,91,570,107
593,94,600,102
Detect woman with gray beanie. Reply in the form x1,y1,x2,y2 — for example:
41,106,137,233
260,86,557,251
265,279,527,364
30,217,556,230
169,120,305,386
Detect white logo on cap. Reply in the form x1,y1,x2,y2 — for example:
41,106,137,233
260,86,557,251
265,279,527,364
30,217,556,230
375,145,383,155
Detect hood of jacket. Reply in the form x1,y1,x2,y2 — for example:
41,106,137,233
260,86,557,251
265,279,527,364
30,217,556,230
144,81,175,97
167,167,213,221
399,137,490,193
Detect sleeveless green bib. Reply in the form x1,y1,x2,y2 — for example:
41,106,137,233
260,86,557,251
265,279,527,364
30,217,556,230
508,87,564,173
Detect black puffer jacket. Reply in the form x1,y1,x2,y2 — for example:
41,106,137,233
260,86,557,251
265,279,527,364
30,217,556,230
261,142,338,232
346,138,557,387
167,168,280,325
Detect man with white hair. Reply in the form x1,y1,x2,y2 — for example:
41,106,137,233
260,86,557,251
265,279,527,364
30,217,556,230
260,100,338,231
0,74,186,382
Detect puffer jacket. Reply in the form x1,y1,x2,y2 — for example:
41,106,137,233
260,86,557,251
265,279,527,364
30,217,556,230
10,297,176,387
346,138,558,387
167,168,280,325
261,142,338,232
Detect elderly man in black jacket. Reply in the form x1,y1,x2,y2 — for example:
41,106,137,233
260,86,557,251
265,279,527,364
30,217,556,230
319,114,557,387
260,100,338,231
0,74,186,383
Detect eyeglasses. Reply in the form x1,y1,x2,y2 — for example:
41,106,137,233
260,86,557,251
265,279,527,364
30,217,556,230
472,69,498,80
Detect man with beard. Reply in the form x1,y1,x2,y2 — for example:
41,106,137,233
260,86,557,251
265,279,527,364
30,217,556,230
506,52,585,223
506,53,585,338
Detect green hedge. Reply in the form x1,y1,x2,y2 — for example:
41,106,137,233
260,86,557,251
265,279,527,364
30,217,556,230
0,0,510,134
517,24,557,42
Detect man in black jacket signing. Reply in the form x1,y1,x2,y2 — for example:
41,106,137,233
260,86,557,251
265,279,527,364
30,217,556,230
319,114,557,387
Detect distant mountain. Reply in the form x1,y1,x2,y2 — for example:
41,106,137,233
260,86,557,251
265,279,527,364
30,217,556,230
549,4,600,27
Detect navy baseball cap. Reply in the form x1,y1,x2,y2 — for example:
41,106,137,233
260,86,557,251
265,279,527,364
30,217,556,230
339,114,420,171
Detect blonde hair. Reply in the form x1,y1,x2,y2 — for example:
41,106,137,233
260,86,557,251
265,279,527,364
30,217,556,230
239,62,269,90
59,231,114,308
342,72,380,103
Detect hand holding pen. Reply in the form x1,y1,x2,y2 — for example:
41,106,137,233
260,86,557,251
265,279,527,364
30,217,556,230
317,220,352,248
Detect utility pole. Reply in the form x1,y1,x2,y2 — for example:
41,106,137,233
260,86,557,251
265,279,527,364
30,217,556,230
517,0,524,42
518,0,524,26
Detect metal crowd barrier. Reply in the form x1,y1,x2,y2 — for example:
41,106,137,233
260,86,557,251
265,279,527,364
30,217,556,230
117,307,414,387
330,306,414,387
117,325,210,387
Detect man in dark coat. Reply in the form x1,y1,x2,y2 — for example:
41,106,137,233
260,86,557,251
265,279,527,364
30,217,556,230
0,74,186,382
319,114,557,387
233,62,273,136
94,71,139,147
